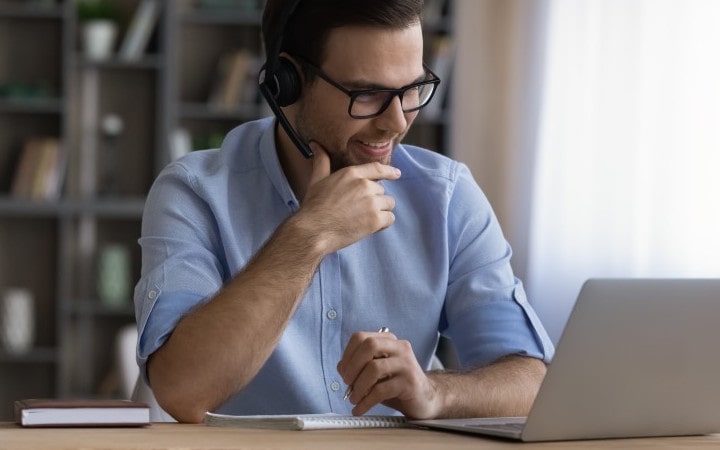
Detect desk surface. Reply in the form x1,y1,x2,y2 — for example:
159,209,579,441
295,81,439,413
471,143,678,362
1,423,720,449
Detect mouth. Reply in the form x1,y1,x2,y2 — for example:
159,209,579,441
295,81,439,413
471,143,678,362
355,139,394,159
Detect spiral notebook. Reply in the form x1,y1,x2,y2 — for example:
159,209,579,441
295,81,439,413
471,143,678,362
204,412,408,430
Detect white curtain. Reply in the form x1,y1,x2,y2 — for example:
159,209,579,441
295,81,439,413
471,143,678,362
527,0,720,342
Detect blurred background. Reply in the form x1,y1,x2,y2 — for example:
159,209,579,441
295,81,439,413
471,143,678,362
0,0,718,420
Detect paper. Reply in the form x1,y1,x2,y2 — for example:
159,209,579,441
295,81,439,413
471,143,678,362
204,412,408,430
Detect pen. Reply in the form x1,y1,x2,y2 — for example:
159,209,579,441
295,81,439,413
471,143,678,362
343,327,390,401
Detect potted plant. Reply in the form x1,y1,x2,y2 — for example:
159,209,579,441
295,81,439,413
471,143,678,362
77,0,119,61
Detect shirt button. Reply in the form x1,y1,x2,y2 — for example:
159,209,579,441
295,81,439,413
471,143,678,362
330,381,341,391
326,309,338,320
148,290,157,300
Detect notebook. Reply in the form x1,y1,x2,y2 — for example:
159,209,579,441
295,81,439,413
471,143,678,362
412,278,720,442
204,412,408,430
15,398,150,427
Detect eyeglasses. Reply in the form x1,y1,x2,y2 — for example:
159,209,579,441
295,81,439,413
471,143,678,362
297,57,441,119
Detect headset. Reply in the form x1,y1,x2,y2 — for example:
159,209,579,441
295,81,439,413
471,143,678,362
258,0,314,159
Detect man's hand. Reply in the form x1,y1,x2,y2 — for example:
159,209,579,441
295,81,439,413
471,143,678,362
337,330,441,419
337,331,548,419
296,142,401,254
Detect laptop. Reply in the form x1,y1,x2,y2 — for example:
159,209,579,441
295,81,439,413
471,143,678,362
412,278,720,441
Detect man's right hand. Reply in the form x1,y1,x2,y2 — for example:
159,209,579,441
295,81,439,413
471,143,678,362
296,142,402,254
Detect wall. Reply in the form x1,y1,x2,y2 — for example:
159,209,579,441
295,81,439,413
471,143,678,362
450,0,548,281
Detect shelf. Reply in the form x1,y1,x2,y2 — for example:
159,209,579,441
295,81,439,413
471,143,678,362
0,3,64,19
180,102,264,121
0,347,58,364
75,55,164,71
0,97,64,114
63,300,134,318
0,197,63,217
181,9,262,26
0,197,146,218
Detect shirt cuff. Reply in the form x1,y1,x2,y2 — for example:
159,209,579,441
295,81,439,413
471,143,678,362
447,287,555,368
136,290,206,383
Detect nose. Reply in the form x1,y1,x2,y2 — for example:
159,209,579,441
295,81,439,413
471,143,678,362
372,95,409,133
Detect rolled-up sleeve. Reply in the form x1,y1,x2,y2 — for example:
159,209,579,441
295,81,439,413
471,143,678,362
446,282,553,367
133,161,226,381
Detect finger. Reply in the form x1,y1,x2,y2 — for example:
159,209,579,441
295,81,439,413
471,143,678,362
374,210,396,232
352,376,398,416
338,331,397,370
308,141,331,187
346,162,401,182
374,195,396,212
338,331,396,386
346,356,394,404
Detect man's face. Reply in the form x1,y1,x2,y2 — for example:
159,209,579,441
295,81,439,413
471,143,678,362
294,23,425,171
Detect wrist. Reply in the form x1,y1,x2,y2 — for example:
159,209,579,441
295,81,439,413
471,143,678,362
279,213,330,260
425,371,454,419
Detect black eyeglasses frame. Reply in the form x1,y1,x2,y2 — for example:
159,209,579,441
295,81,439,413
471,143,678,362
296,57,441,119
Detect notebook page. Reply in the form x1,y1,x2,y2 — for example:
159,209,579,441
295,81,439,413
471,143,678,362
205,412,408,430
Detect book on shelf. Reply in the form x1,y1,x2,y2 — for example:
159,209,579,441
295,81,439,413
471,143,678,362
118,0,161,61
204,412,409,431
207,49,257,111
14,398,150,427
11,137,65,201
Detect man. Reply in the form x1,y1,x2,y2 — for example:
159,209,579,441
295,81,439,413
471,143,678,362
134,0,554,424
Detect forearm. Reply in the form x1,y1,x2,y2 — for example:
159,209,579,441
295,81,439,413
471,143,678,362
426,355,547,419
148,215,326,423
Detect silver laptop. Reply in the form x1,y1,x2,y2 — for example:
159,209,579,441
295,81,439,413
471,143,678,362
412,278,720,441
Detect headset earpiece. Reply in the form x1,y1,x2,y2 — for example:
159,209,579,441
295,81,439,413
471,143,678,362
259,0,313,158
273,56,302,107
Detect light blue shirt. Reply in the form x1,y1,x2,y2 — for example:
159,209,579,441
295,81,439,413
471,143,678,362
134,117,554,416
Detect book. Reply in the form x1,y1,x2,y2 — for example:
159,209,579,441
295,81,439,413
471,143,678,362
11,137,65,200
207,49,254,110
204,412,409,431
11,138,44,198
14,398,150,427
118,0,161,61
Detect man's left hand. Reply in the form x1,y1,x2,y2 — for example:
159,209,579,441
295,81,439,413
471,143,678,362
337,330,441,418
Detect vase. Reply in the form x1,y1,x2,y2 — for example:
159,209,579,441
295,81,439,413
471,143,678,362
0,288,35,354
82,20,118,61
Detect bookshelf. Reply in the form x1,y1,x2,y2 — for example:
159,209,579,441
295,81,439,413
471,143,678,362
0,0,71,421
166,1,265,162
0,0,164,419
0,0,455,420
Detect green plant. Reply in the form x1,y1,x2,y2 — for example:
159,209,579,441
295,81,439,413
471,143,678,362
77,0,118,22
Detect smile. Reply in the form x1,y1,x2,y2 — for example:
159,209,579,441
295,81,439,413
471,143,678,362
361,141,391,148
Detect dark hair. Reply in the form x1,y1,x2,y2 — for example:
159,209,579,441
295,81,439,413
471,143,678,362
262,0,424,71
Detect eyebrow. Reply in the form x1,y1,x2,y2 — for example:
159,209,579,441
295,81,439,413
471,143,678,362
341,70,429,91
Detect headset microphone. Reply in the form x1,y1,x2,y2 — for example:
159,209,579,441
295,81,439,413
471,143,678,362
258,0,314,159
258,69,313,159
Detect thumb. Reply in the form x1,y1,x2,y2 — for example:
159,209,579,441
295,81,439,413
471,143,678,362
308,141,331,187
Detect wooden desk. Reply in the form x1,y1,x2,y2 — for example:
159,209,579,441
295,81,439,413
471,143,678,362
1,423,719,449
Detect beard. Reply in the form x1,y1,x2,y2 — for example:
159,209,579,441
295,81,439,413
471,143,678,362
294,104,408,172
